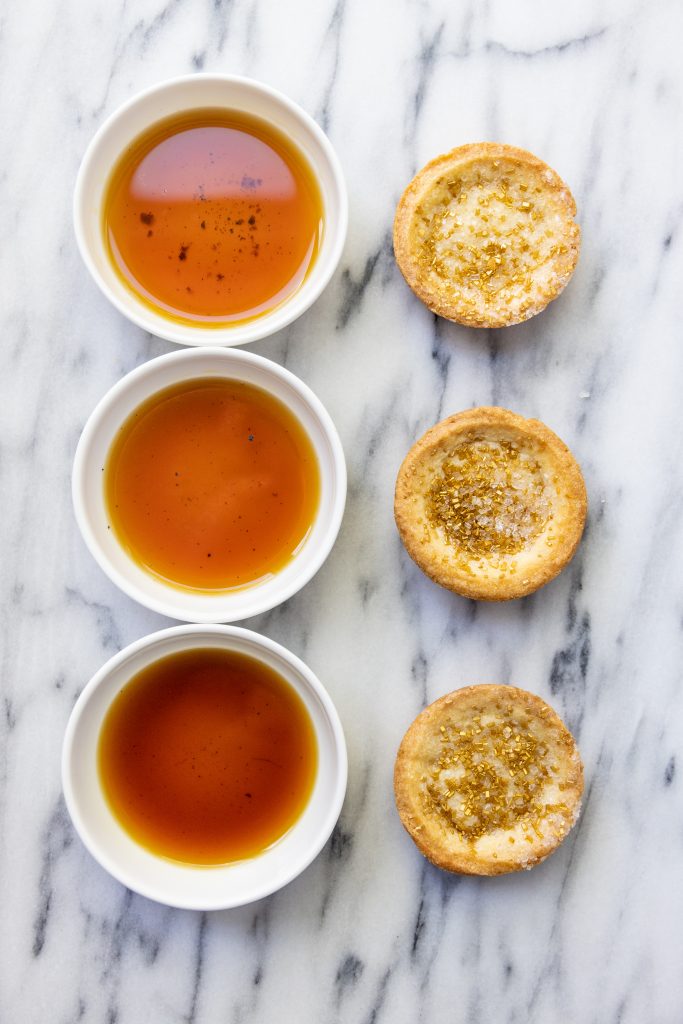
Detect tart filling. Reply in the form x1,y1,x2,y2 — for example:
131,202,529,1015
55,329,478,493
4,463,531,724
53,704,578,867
393,143,580,327
394,407,587,600
425,436,552,566
394,685,584,875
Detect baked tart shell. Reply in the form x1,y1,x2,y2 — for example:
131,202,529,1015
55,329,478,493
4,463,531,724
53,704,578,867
394,685,584,875
394,407,587,601
394,142,580,328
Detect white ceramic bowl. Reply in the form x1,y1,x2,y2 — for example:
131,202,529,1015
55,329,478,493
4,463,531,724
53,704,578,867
62,624,347,910
72,347,346,622
73,74,347,347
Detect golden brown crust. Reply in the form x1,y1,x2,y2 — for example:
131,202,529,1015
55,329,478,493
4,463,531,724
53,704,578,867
394,407,587,601
394,685,584,875
393,143,580,328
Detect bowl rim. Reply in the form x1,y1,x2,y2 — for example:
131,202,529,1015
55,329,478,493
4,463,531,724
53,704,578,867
73,72,348,347
61,623,348,909
72,346,347,622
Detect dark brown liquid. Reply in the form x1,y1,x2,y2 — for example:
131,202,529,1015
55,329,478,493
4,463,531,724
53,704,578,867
98,648,318,864
103,108,323,324
104,378,320,591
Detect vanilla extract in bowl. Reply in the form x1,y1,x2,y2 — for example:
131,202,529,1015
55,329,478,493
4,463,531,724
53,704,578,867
98,647,318,865
103,108,323,325
104,376,321,592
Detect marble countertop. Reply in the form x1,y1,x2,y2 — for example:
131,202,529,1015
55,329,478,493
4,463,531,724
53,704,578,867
2,0,683,1020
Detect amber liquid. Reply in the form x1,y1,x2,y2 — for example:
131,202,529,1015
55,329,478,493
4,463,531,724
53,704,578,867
98,649,317,864
103,109,323,324
104,378,320,590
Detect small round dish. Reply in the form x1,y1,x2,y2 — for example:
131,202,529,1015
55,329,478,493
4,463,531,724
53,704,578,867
394,684,583,875
74,74,347,347
394,407,586,600
73,347,346,622
394,142,580,328
62,624,348,910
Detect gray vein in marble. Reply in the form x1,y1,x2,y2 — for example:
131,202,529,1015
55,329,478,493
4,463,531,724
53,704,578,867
32,798,74,959
336,234,390,330
185,913,208,1024
316,0,346,133
64,587,124,653
405,21,445,148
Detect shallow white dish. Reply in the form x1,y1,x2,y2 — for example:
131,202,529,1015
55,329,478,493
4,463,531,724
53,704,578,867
73,74,347,347
72,347,346,623
62,624,347,910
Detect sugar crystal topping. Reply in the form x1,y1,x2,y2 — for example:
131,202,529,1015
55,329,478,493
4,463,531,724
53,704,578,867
422,705,570,843
412,161,577,324
425,437,551,564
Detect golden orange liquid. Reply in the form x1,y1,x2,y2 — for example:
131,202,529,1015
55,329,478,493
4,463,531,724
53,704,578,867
104,378,320,590
103,109,323,324
98,648,318,864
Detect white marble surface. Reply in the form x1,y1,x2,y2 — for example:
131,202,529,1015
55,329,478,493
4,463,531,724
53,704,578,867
2,0,683,1020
